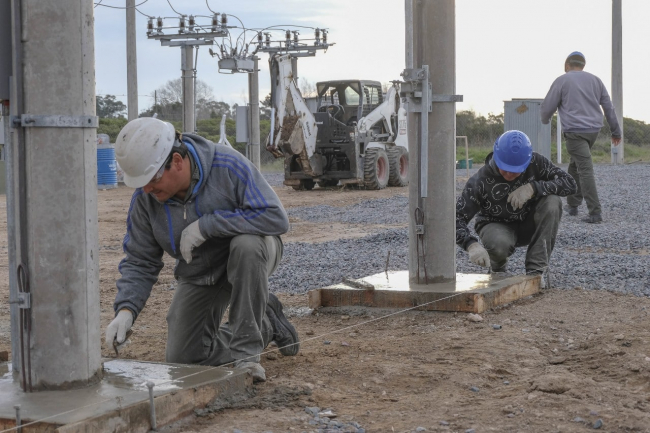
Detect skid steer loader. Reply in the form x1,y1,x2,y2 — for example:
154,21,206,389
266,54,409,190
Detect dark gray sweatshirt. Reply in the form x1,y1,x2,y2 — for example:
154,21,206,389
114,134,289,318
541,70,621,137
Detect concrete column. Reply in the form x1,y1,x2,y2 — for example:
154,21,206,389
182,45,195,133
126,0,138,120
291,56,298,83
248,56,260,169
10,0,101,389
407,0,457,284
611,0,624,164
556,113,562,164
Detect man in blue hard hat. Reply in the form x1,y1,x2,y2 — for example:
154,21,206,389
456,130,577,283
541,51,622,224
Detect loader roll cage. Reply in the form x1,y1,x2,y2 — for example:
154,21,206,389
316,80,384,127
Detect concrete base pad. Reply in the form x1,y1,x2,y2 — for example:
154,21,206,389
309,271,541,313
0,359,253,432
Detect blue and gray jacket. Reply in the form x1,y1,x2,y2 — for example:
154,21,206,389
456,152,577,251
114,133,289,319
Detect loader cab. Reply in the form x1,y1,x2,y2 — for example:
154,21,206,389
316,80,384,126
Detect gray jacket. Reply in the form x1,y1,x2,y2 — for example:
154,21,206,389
540,70,621,138
114,134,289,319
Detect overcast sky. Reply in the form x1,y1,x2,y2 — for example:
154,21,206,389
94,0,650,122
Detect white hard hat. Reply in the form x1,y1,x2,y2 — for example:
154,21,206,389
115,118,176,188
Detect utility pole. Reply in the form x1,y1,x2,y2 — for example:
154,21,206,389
404,0,460,284
9,0,100,390
611,0,624,164
248,56,260,169
126,0,138,120
182,45,195,132
147,14,227,133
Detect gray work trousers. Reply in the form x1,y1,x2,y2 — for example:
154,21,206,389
478,195,562,273
565,132,601,215
166,234,282,366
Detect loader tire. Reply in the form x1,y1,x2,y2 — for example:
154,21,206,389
388,147,409,187
292,179,315,191
364,148,389,190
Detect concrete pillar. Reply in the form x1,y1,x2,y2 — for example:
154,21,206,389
126,0,138,120
611,0,624,164
9,0,101,389
248,56,260,169
406,0,457,284
182,45,195,133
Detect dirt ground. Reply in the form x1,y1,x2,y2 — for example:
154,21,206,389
1,184,650,432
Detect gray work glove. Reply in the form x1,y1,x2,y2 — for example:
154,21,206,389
105,309,134,346
467,242,490,268
180,220,206,263
507,183,534,210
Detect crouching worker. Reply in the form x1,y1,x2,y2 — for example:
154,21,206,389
105,117,299,382
456,130,577,284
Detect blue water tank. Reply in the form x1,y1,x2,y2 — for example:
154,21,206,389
97,134,117,189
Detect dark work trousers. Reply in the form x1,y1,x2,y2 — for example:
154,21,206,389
478,195,562,273
564,132,601,216
165,235,282,366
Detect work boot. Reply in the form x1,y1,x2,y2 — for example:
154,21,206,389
267,292,300,356
564,205,578,216
527,270,548,289
490,264,507,274
235,361,266,383
582,214,603,224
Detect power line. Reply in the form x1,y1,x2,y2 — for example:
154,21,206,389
93,0,149,10
165,0,183,16
205,0,217,14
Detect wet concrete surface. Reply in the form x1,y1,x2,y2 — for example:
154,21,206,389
0,359,249,428
310,272,541,313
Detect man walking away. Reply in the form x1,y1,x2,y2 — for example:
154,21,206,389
541,51,622,224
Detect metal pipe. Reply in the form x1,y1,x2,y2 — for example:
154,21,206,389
14,405,21,433
147,381,157,431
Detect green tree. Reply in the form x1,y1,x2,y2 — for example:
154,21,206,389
96,95,127,119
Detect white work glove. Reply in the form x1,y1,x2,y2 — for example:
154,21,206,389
507,183,534,211
180,220,206,263
105,309,134,346
467,242,490,268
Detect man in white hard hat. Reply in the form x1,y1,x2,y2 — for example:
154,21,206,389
105,117,298,382
541,51,622,224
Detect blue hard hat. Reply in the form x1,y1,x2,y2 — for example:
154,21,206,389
567,51,585,62
493,130,533,173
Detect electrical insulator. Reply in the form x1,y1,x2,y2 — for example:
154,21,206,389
179,16,186,33
257,32,263,45
315,28,321,45
147,18,153,34
211,14,219,31
285,30,291,46
156,17,163,33
293,31,299,46
221,13,227,28
323,29,328,45
188,15,195,31
265,33,271,47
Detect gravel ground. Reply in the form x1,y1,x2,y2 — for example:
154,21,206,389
268,164,650,297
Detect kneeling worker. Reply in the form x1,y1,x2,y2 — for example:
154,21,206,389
456,130,577,283
105,117,299,382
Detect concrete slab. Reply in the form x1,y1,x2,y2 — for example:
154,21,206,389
309,271,541,313
0,359,252,433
